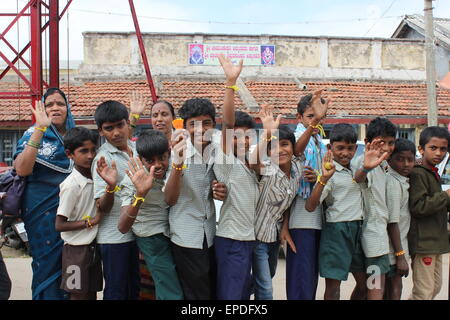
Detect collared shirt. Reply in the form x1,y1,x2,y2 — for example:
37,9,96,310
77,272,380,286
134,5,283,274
92,140,136,244
255,156,304,243
320,160,364,223
386,166,411,264
168,140,217,249
354,155,390,258
213,147,260,241
119,173,169,238
57,168,98,245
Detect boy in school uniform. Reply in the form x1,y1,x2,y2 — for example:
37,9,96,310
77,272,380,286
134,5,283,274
118,130,184,300
408,126,450,300
92,101,140,300
283,92,328,300
164,102,226,299
55,127,103,300
353,117,397,300
305,124,386,300
384,138,416,300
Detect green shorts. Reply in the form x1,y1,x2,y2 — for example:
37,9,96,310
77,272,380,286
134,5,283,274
386,265,397,278
319,220,365,281
351,252,391,276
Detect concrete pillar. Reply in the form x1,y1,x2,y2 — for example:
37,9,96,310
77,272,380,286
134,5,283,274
319,38,328,69
372,40,382,69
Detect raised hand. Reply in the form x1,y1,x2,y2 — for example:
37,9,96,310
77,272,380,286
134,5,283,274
212,180,227,201
30,100,52,128
259,104,282,134
126,157,155,197
363,138,389,171
303,166,317,183
129,90,147,116
96,156,118,188
218,54,243,85
310,89,330,123
321,150,335,181
172,130,188,166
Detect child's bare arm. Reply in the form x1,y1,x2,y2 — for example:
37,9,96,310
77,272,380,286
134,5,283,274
164,133,187,206
280,207,296,253
305,151,335,212
218,54,243,153
118,205,138,234
55,215,88,232
387,223,409,277
95,157,119,214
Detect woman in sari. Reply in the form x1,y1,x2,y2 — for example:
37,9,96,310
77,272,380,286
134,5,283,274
14,88,75,300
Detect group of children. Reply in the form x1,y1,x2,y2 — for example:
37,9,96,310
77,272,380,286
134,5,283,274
54,55,449,300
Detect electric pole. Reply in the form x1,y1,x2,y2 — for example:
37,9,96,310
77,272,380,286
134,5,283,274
424,0,437,126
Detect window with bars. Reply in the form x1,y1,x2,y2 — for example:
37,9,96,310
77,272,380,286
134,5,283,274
0,131,20,166
397,128,415,143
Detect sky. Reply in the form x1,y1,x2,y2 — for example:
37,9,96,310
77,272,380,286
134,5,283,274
0,0,449,62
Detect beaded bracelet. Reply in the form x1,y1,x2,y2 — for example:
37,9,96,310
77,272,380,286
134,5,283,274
395,250,405,257
27,140,40,149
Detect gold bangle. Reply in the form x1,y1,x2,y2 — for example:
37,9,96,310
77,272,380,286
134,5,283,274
105,185,121,193
132,194,145,207
395,250,405,257
131,113,140,120
225,85,239,92
317,174,327,186
27,140,40,149
35,126,47,133
172,163,187,171
263,136,278,142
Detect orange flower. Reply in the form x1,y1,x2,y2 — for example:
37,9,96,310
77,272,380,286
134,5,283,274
172,118,184,129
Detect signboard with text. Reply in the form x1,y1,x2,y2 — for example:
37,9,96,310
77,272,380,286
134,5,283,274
188,43,276,66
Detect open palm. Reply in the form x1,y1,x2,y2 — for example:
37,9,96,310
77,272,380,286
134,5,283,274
129,90,147,115
311,89,330,121
259,104,281,133
218,54,243,83
96,157,118,187
30,100,52,128
363,139,389,170
126,157,154,196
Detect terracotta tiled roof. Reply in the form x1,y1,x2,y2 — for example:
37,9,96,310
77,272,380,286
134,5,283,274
245,80,450,118
0,80,449,123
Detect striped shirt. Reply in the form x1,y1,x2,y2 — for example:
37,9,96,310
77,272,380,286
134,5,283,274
119,173,169,238
213,147,259,241
386,166,411,264
168,140,217,249
92,140,136,244
320,161,364,223
354,156,390,258
255,156,304,243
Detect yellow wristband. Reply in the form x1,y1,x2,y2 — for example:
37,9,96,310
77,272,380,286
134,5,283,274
105,185,121,193
263,136,278,142
317,174,327,186
172,163,187,171
310,124,326,137
35,126,47,133
131,113,140,120
132,194,145,207
225,85,239,92
395,250,405,257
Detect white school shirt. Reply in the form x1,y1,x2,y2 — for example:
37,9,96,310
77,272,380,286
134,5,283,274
57,168,98,245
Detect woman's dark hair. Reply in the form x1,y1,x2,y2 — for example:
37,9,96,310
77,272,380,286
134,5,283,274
419,126,450,148
366,117,397,142
43,87,68,106
392,138,416,157
94,100,129,129
297,93,325,116
235,111,255,129
152,100,175,118
178,98,216,125
136,130,169,161
330,123,357,144
63,127,99,153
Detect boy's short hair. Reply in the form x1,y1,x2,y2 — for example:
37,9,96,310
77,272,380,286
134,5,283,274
366,117,397,142
64,127,99,153
152,100,175,118
419,126,450,148
392,138,416,157
94,100,129,129
297,93,325,115
234,111,255,129
136,130,169,161
330,123,357,144
178,98,216,124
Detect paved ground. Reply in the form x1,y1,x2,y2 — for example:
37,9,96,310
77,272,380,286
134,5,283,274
2,246,448,300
